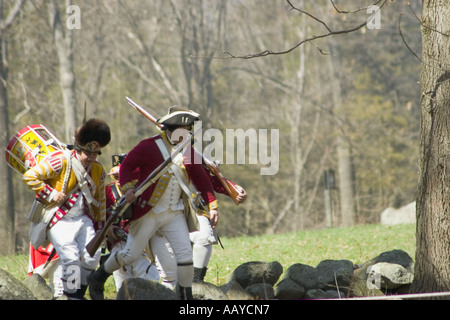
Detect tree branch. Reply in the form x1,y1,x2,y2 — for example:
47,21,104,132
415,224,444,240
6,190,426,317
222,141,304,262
220,0,388,60
1,0,26,30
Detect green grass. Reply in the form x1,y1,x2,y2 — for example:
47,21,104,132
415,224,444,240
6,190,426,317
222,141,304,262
205,223,416,286
0,223,416,299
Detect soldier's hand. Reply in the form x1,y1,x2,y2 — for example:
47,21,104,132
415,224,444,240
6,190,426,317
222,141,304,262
107,225,119,241
125,189,137,204
236,189,247,204
52,191,66,204
209,209,219,229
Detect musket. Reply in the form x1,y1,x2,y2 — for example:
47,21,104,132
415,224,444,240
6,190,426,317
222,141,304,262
86,129,197,257
43,248,57,269
125,96,243,205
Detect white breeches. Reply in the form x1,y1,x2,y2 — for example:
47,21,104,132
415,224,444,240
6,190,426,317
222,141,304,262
111,241,159,290
152,214,216,286
151,235,177,288
104,209,193,287
47,215,101,293
189,214,217,247
190,214,216,268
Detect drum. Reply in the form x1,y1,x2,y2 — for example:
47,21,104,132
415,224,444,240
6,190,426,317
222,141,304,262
5,124,65,174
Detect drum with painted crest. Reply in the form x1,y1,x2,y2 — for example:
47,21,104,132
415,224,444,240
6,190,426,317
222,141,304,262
5,124,65,174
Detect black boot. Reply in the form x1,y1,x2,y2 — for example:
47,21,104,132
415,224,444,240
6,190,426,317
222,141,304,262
193,267,207,282
64,291,79,300
88,264,111,300
64,284,88,300
179,285,194,300
77,285,88,300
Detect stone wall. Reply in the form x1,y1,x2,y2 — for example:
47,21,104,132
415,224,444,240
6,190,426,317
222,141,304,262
0,249,415,300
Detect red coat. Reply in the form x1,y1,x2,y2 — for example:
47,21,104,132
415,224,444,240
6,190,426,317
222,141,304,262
119,135,217,221
106,182,122,210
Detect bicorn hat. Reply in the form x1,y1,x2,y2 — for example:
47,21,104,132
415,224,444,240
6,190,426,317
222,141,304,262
74,118,111,153
157,106,200,129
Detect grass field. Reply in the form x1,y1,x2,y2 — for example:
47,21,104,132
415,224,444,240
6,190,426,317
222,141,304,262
205,223,416,285
0,223,416,299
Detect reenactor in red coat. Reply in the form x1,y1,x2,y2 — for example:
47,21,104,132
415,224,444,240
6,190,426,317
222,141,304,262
89,107,218,300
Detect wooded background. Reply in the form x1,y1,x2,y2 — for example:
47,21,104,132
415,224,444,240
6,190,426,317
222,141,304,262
0,0,422,254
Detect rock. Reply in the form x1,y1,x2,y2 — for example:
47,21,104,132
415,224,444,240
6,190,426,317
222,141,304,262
22,274,54,300
376,249,414,272
245,283,274,300
274,278,305,300
304,288,345,299
350,277,385,297
367,262,414,290
304,289,342,299
220,280,254,300
228,261,283,289
352,249,414,296
380,202,416,225
192,281,228,300
0,269,36,300
304,289,325,299
283,263,321,290
325,289,344,299
316,259,354,292
116,278,177,300
353,249,414,289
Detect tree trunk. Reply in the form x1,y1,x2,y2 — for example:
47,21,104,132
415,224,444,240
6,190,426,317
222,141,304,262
0,0,26,255
0,39,16,255
291,22,306,231
48,0,78,142
412,0,450,295
327,40,356,227
337,136,355,226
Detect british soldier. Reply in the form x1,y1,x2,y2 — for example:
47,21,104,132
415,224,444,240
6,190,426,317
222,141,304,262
105,154,159,290
89,106,218,300
23,118,111,299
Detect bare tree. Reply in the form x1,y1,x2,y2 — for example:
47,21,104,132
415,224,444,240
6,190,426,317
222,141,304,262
219,0,387,229
327,38,356,227
0,0,26,255
168,0,229,123
47,0,78,142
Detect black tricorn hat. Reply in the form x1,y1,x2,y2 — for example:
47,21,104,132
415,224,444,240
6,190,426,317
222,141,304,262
112,153,127,167
74,118,111,149
157,106,200,128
